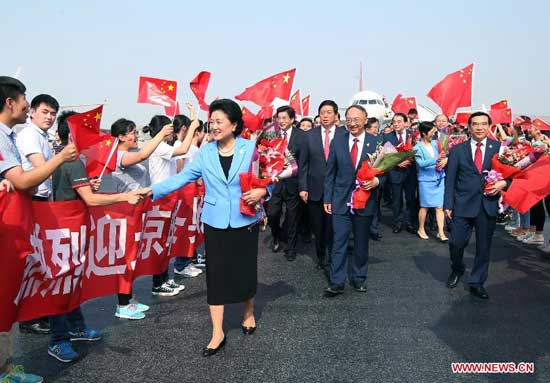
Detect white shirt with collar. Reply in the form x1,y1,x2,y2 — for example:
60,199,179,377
16,122,53,198
282,126,293,143
396,129,407,144
470,137,487,162
348,131,366,169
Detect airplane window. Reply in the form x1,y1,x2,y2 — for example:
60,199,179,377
359,100,368,105
368,100,377,104
377,100,384,105
352,101,358,105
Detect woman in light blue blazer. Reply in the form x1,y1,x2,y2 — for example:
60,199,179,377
413,121,448,241
140,99,270,357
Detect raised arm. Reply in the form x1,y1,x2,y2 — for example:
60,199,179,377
121,124,174,167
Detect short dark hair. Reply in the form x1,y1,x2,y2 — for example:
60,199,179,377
111,118,136,137
468,111,492,126
30,94,59,112
209,99,243,137
56,110,77,145
366,117,379,130
143,115,171,138
345,105,368,117
173,114,191,134
318,100,338,114
407,108,418,115
392,113,408,122
0,76,26,113
299,117,313,126
276,105,296,120
418,121,435,137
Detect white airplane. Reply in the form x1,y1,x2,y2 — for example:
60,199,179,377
349,90,438,126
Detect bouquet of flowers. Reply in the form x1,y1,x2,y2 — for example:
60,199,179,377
239,123,298,216
491,141,548,179
349,141,414,211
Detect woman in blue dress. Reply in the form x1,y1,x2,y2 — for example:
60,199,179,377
413,121,448,241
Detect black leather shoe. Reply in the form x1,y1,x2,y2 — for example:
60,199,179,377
202,336,226,357
351,283,367,293
272,239,281,253
241,325,256,335
406,226,417,234
285,251,296,261
19,320,50,335
370,233,382,241
469,286,489,300
392,226,401,234
324,284,344,297
446,272,462,288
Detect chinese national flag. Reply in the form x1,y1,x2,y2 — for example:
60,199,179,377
391,94,417,114
257,105,273,121
490,108,512,124
189,71,211,111
455,112,471,125
235,68,296,107
85,133,118,178
137,76,178,109
301,95,310,116
427,63,474,116
289,89,302,116
241,106,263,132
67,105,103,151
533,118,550,131
164,101,180,117
490,99,508,110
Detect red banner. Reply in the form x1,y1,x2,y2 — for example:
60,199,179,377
0,183,204,331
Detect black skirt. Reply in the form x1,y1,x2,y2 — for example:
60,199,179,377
204,223,259,305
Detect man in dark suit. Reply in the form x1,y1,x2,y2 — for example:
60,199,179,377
365,117,383,241
383,113,418,233
444,112,509,299
299,100,345,269
323,105,382,296
269,105,306,261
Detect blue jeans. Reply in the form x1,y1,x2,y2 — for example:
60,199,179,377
174,256,192,272
49,307,85,346
520,211,531,229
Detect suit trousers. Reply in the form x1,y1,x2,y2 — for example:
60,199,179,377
391,178,417,228
330,213,373,287
268,183,300,253
307,200,333,265
449,208,497,287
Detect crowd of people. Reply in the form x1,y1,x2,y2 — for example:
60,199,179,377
0,74,549,382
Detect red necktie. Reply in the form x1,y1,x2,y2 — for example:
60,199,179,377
323,129,330,160
398,132,404,145
474,142,483,173
282,130,288,147
350,138,359,168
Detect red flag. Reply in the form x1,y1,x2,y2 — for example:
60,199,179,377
164,101,180,117
137,76,178,109
455,112,471,125
235,68,296,107
189,71,211,111
241,106,263,132
490,99,508,110
427,63,474,116
257,105,274,121
85,133,118,178
490,108,512,124
289,89,302,116
67,105,103,151
502,157,550,214
301,95,310,116
533,118,550,131
391,94,417,114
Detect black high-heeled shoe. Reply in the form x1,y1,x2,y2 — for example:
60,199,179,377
202,336,226,357
241,324,256,335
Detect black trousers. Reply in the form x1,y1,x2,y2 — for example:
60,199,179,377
268,183,300,253
530,198,549,231
307,200,333,265
449,208,496,287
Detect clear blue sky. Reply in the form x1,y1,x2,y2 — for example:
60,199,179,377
3,0,548,127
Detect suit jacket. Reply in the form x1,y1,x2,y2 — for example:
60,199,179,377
151,137,271,229
382,129,415,184
275,126,306,195
414,140,444,182
298,126,346,201
443,138,502,218
323,132,382,216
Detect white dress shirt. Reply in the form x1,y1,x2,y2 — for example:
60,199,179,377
348,131,365,168
470,138,487,162
321,125,336,143
282,126,293,143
